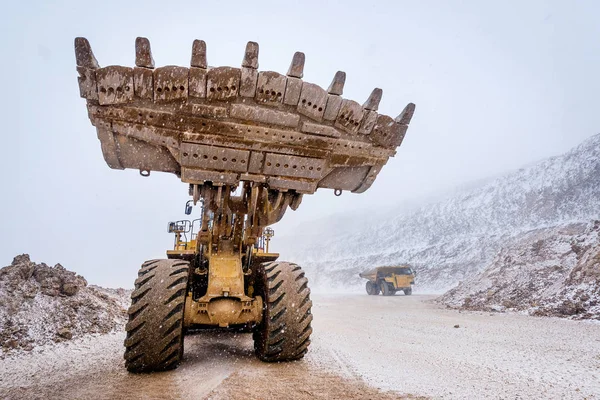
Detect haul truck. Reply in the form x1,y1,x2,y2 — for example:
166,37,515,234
360,266,416,296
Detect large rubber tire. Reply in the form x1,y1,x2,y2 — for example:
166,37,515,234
380,281,393,296
254,261,313,362
404,287,413,296
366,281,375,295
373,283,381,295
124,259,190,373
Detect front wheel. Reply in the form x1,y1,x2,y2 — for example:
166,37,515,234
124,259,190,372
380,281,393,296
254,262,313,362
404,287,413,295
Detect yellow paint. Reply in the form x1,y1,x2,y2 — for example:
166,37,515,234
384,274,414,289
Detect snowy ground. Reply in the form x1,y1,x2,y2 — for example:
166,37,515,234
1,294,599,399
311,294,600,399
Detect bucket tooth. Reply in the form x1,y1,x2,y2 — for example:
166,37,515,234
135,37,154,69
190,40,208,98
240,42,259,97
287,52,305,78
242,41,259,69
395,103,416,125
327,71,346,95
363,88,382,111
191,40,207,69
75,37,99,100
74,37,99,69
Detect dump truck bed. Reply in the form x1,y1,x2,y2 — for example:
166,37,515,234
359,265,414,282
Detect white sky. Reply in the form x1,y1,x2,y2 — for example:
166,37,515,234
1,0,599,287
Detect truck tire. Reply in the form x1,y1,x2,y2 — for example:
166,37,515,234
373,283,381,295
404,287,413,296
124,259,190,373
254,261,313,362
380,281,393,296
366,281,375,295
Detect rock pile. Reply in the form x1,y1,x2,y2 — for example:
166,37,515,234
0,254,129,355
439,221,600,320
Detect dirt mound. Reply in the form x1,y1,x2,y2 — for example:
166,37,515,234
0,254,129,356
438,221,600,320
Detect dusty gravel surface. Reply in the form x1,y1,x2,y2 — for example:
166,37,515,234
1,294,599,399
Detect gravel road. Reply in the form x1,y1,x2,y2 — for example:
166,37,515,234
1,294,599,399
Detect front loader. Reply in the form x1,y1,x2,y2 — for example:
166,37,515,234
74,37,415,372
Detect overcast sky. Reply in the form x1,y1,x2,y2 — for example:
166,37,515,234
1,0,599,287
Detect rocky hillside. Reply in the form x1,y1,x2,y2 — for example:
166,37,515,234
438,221,600,319
0,255,129,356
277,133,600,292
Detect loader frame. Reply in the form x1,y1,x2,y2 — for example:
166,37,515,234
175,182,298,328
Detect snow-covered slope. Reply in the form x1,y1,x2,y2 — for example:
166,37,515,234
438,221,600,319
277,134,600,292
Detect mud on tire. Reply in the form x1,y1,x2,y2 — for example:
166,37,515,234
253,261,313,362
124,259,190,373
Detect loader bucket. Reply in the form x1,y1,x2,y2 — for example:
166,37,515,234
75,37,415,194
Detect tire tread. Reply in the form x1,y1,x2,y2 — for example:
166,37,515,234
124,259,189,373
254,261,313,362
